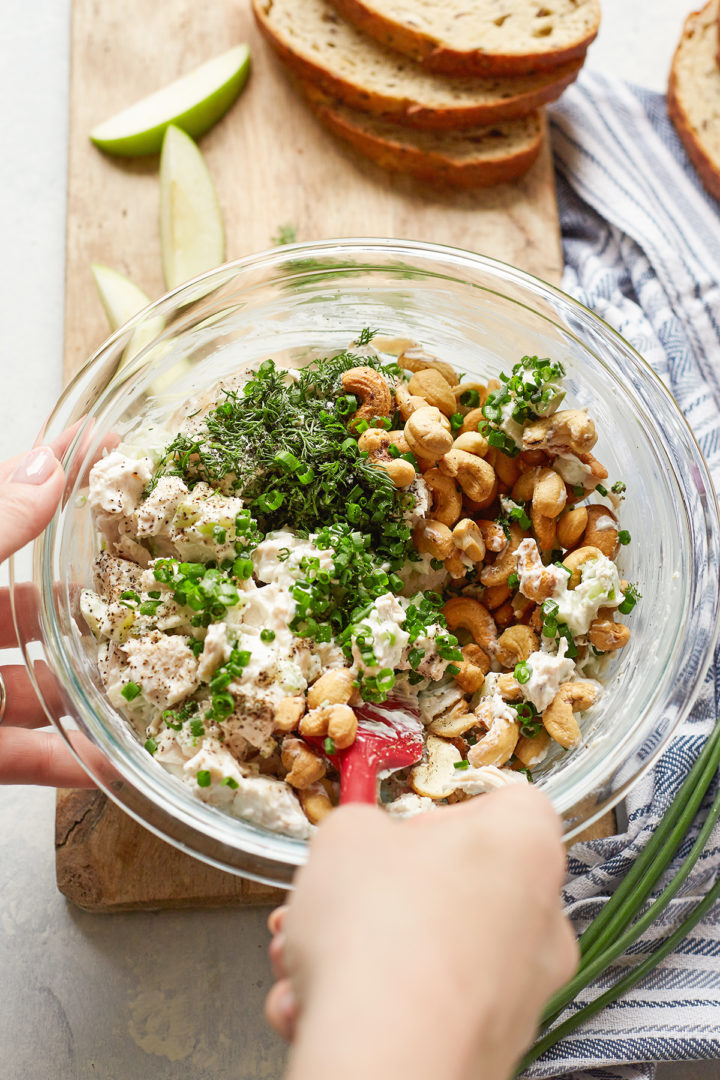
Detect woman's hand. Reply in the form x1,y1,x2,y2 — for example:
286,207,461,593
1,445,97,786
266,784,578,1080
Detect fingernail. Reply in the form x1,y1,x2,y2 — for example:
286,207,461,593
10,446,57,485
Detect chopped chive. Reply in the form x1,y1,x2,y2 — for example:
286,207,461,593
595,483,608,497
121,681,142,702
144,737,157,754
514,661,531,684
221,776,240,789
453,760,470,771
196,770,212,787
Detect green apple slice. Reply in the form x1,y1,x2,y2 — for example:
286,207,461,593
159,125,225,291
91,263,166,370
89,44,250,157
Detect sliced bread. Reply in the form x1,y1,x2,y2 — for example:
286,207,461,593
304,88,544,187
252,0,583,128
668,0,720,201
326,0,601,75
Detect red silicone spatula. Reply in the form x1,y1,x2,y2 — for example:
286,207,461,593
305,699,424,805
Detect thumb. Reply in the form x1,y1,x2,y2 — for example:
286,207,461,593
0,447,65,563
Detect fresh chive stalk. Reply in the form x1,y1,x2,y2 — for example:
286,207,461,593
520,872,720,1072
579,722,720,965
518,722,720,1071
543,758,720,1026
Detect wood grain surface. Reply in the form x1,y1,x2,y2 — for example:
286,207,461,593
58,0,574,912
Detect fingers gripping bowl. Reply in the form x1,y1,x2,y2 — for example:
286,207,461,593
13,241,720,887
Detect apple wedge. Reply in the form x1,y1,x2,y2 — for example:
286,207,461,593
89,44,250,157
159,125,225,291
91,263,165,370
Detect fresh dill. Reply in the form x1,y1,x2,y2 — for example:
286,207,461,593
149,343,414,561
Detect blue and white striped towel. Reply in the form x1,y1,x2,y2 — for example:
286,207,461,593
525,72,720,1080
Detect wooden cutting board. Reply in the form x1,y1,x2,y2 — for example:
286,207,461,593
57,0,572,911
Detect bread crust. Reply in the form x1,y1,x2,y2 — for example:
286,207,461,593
667,0,720,201
252,0,583,127
668,69,720,201
327,0,599,75
306,91,545,188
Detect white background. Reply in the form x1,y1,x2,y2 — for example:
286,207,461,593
0,2,714,1078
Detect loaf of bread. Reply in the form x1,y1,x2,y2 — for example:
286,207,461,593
668,0,720,201
326,0,601,75
252,0,582,127
305,89,544,187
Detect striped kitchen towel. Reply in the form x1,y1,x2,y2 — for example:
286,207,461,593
524,72,720,1080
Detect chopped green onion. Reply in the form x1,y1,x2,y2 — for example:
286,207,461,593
324,736,336,755
514,661,531,684
196,770,212,788
572,484,585,498
453,760,470,771
144,738,158,754
222,776,240,789
450,412,464,432
459,389,480,408
121,681,142,702
595,483,608,497
611,480,626,494
507,572,520,588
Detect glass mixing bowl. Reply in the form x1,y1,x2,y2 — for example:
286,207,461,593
11,239,720,888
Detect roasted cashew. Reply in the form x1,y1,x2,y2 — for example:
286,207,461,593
424,469,462,527
274,695,306,732
299,780,335,824
483,582,511,610
453,430,489,457
459,407,487,436
493,451,521,488
281,736,326,789
439,448,496,504
562,545,604,589
467,708,520,768
476,520,507,552
453,643,489,694
496,673,524,701
404,406,454,464
410,735,461,799
452,518,486,562
395,383,429,421
442,596,497,655
584,505,619,557
494,601,515,628
512,466,567,518
299,704,358,749
588,610,631,652
480,523,525,587
357,428,409,455
307,668,355,710
357,427,416,487
495,624,539,668
542,681,597,748
556,506,588,549
428,706,479,737
413,519,454,560
408,369,456,416
519,449,548,467
531,502,557,551
342,366,392,428
445,550,471,579
399,347,457,387
514,729,552,767
522,409,598,456
515,537,560,602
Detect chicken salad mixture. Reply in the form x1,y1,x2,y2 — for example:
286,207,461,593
81,333,639,838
